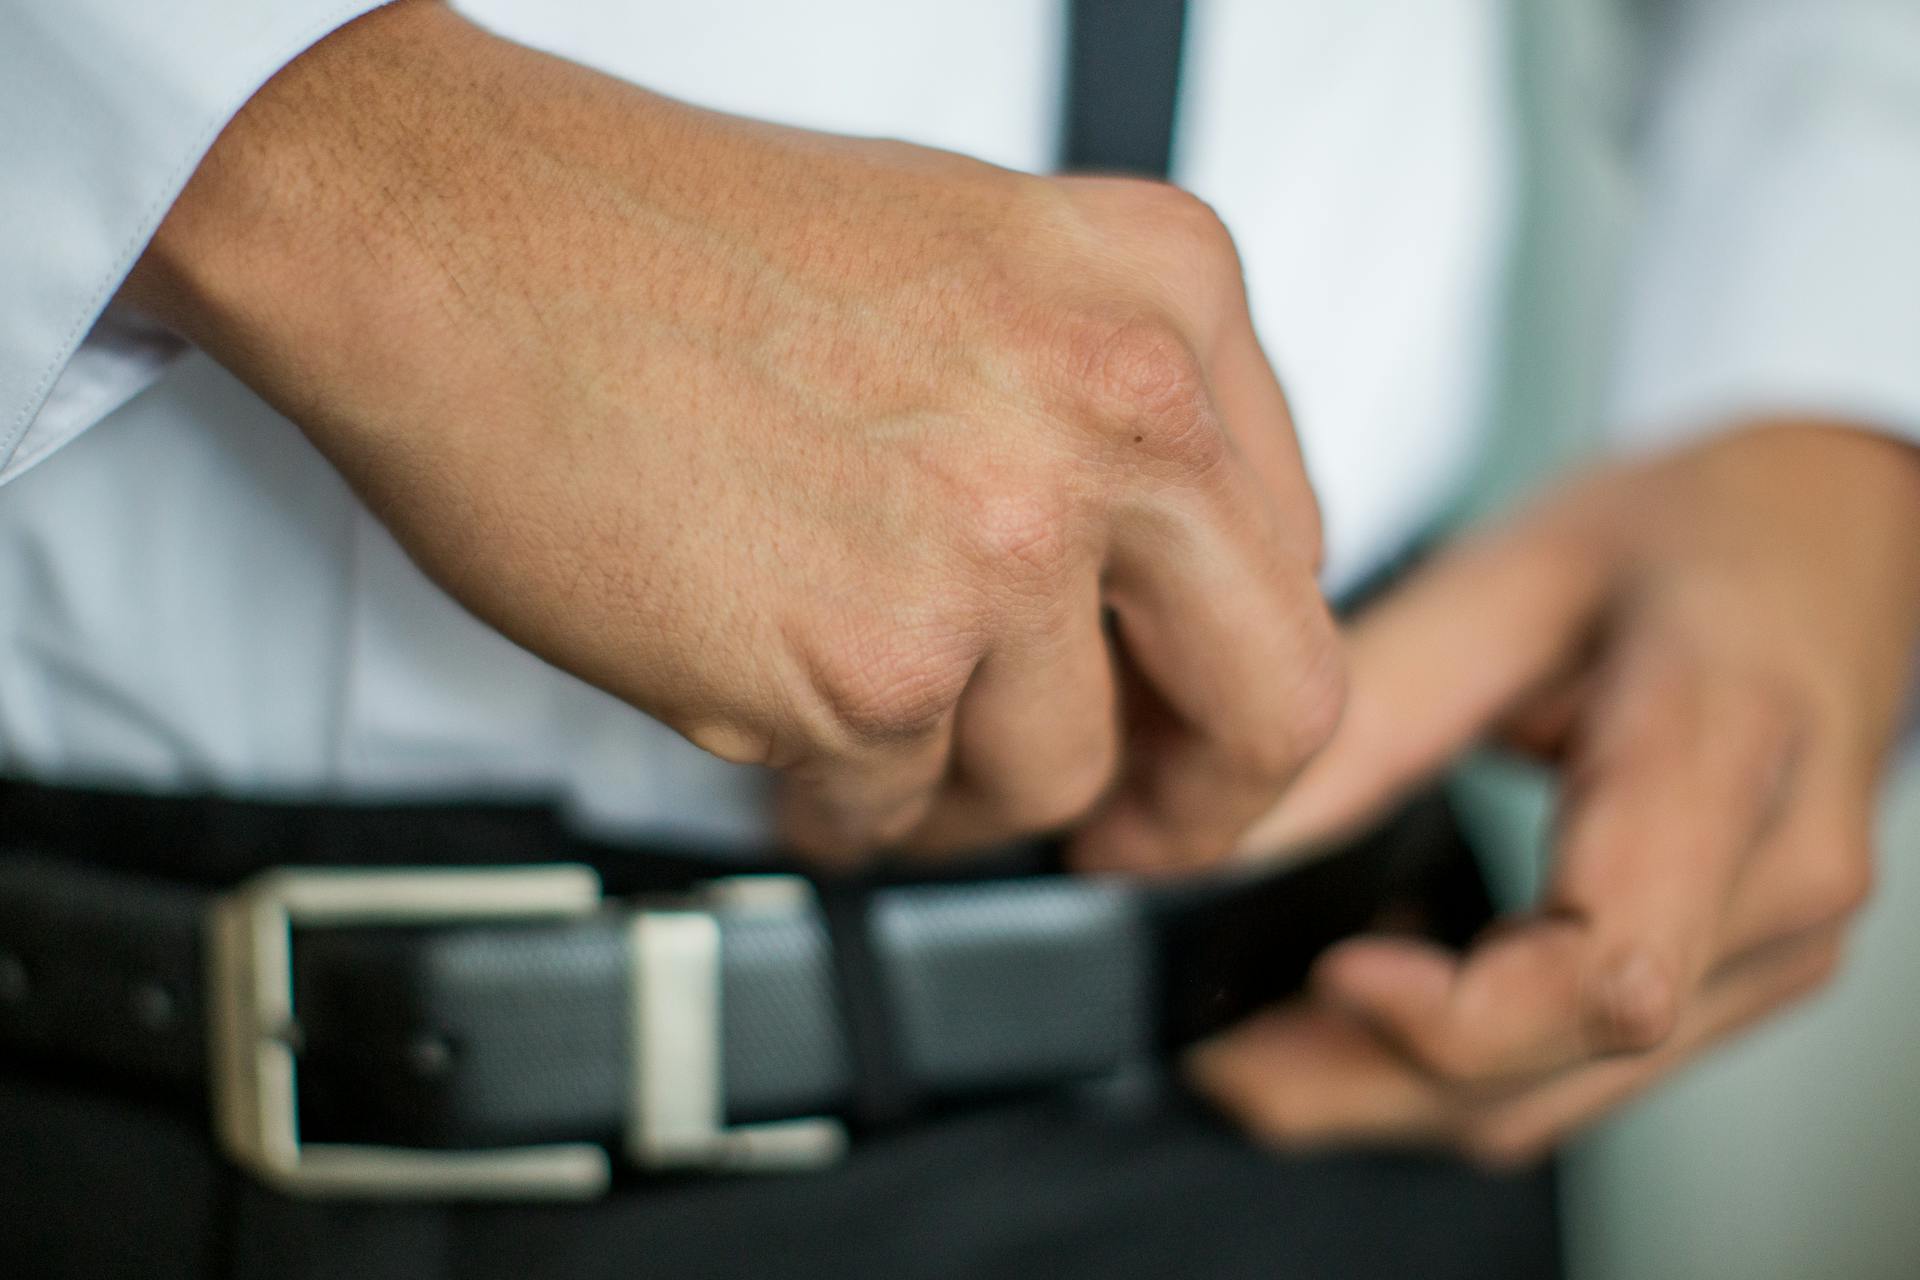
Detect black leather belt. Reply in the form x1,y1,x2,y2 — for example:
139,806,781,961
0,780,1490,1200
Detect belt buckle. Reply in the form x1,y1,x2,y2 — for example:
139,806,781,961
206,864,613,1200
207,865,847,1200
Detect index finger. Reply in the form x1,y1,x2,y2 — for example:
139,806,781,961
1070,437,1344,872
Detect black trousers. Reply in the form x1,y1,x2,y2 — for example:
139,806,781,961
3,1060,1559,1280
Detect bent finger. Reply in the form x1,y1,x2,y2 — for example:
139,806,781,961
1237,526,1610,857
777,716,957,867
1187,922,1845,1159
1711,761,1876,961
1184,999,1456,1149
1206,307,1321,565
1459,923,1846,1166
1314,639,1801,1080
904,578,1121,853
1071,468,1343,871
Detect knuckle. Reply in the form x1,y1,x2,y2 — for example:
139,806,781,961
800,628,973,752
1764,837,1876,938
1002,742,1118,833
1224,632,1348,785
1461,1120,1553,1171
1055,313,1225,473
956,482,1081,586
1090,318,1205,415
1130,182,1243,268
1796,939,1847,996
1586,949,1682,1053
1803,844,1876,927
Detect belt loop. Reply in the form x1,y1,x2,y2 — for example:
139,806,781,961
624,876,849,1173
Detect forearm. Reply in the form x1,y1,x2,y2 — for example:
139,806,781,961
123,0,659,450
0,0,395,483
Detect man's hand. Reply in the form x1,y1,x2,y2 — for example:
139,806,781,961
1191,423,1920,1163
121,1,1341,868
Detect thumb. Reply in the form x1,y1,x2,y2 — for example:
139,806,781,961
1237,526,1611,856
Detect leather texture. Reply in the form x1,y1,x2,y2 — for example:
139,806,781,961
0,782,1485,1154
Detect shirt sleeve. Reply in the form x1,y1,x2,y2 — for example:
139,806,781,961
0,0,392,486
1606,0,1920,450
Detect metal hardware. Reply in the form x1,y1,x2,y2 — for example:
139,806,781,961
626,876,848,1172
206,865,612,1200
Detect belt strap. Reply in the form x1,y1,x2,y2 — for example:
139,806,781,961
0,784,1486,1196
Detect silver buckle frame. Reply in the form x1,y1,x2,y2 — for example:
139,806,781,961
207,865,847,1199
206,865,613,1200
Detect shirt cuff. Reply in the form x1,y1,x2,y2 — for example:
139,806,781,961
0,0,393,485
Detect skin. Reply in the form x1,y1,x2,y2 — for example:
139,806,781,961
119,2,1917,1153
122,0,1343,870
1192,422,1920,1162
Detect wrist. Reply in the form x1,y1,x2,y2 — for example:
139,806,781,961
121,1,497,376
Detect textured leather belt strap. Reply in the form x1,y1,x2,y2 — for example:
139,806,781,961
0,787,1486,1194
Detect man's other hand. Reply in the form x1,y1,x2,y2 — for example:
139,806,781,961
121,0,1341,869
1193,423,1920,1162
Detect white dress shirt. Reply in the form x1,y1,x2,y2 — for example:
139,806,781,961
2,0,1918,847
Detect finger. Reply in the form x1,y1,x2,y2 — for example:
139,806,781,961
902,577,1122,853
1459,923,1845,1166
1207,306,1322,566
1187,923,1845,1159
1310,928,1587,1086
1711,760,1875,960
1069,454,1343,872
777,714,958,866
1315,638,1802,1081
1184,999,1457,1150
1236,526,1610,856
